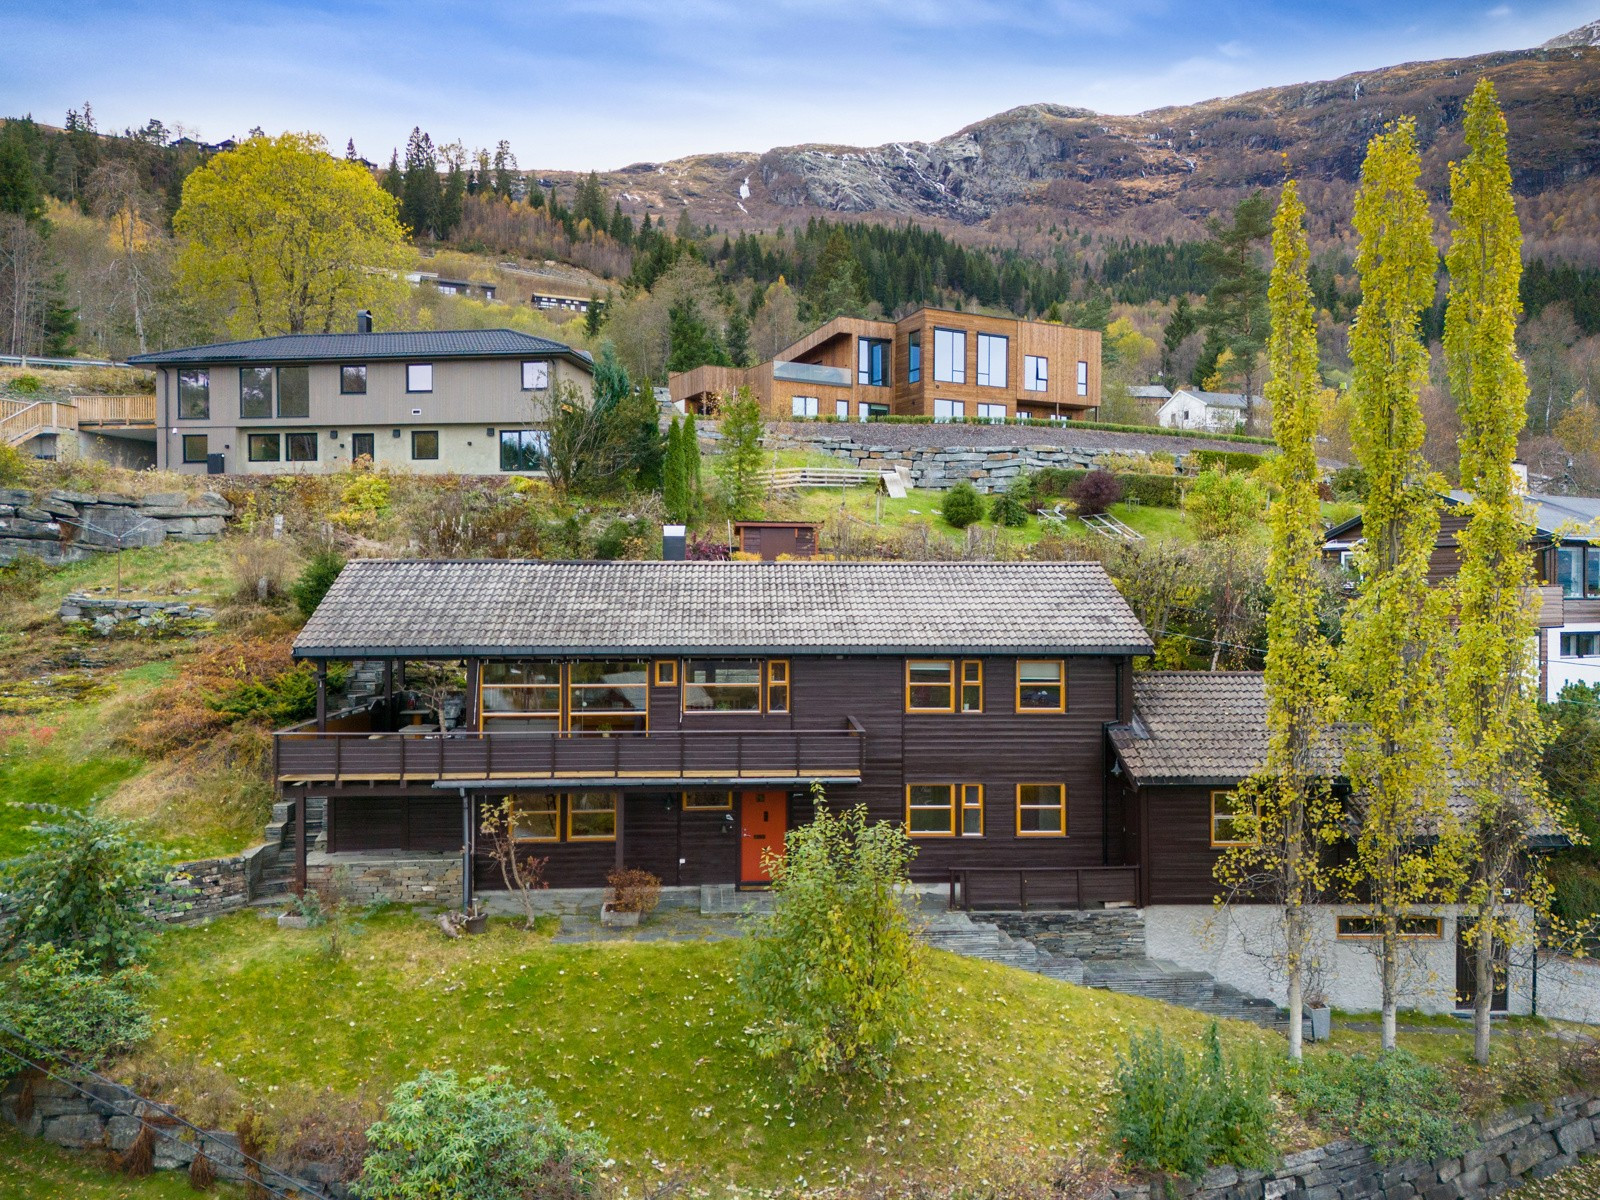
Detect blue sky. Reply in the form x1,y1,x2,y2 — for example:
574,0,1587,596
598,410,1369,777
5,1,1596,170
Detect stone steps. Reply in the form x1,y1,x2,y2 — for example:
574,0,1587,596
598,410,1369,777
920,912,1085,985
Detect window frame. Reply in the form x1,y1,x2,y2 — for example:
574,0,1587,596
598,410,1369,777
181,434,209,464
509,793,561,842
277,365,310,418
1335,915,1443,941
285,431,319,463
521,360,551,391
960,660,983,713
1016,782,1067,837
907,332,921,384
790,395,819,418
1210,790,1258,848
177,369,210,420
976,333,1008,388
1076,359,1089,397
239,366,274,420
766,660,790,713
1016,659,1066,713
246,433,281,463
478,660,563,731
835,399,849,420
566,791,618,842
499,428,548,472
905,659,956,713
858,337,890,387
933,398,965,423
906,783,958,838
406,362,434,393
961,783,984,837
653,659,678,687
1024,354,1048,392
566,660,650,733
976,402,1006,422
411,429,440,460
682,658,766,714
340,364,367,395
933,327,966,384
683,791,733,811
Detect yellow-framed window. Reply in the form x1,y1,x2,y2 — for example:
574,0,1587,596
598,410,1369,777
509,794,560,841
906,784,957,836
767,660,790,713
1017,783,1066,836
683,658,764,713
683,791,733,811
960,660,983,713
567,791,618,841
567,661,649,733
1016,659,1066,712
479,660,563,731
906,659,955,712
1210,790,1258,847
654,659,678,687
960,783,984,837
1336,916,1443,940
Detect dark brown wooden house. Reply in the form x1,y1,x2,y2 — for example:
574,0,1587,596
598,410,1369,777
732,521,821,560
279,560,1153,906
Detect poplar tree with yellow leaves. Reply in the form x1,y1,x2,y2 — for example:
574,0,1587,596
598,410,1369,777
1444,79,1560,1066
1340,119,1458,1053
1215,179,1342,1061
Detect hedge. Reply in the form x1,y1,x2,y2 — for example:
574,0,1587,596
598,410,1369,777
1189,449,1270,473
851,415,1277,446
1030,468,1187,508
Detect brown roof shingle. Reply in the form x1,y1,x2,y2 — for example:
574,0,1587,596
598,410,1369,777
1110,672,1267,786
293,559,1154,659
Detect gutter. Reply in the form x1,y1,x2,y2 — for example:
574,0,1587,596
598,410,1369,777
292,642,1158,661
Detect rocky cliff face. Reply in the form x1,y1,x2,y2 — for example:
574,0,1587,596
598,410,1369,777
562,26,1600,241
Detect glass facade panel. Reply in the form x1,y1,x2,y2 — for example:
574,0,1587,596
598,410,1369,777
1558,546,1583,598
684,659,763,712
933,328,965,384
858,337,890,386
239,367,273,418
277,366,310,418
976,334,1007,388
177,369,209,419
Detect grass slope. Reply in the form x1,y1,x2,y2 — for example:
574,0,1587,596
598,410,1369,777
0,1123,231,1200
134,911,1272,1190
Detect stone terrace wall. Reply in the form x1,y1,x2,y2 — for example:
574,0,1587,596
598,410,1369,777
971,909,1147,960
0,487,232,565
307,851,464,907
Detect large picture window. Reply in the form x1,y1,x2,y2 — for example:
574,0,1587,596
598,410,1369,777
1024,355,1048,392
684,659,763,712
1210,791,1257,847
1017,783,1066,836
567,661,648,733
933,328,965,384
239,366,274,419
976,334,1008,388
499,428,548,472
177,369,209,419
858,337,890,386
567,791,618,840
246,433,280,463
480,660,562,730
1557,545,1600,599
1016,660,1065,712
906,660,955,712
277,366,310,418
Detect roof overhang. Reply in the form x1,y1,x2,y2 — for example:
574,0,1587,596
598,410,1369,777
293,641,1156,661
433,776,861,791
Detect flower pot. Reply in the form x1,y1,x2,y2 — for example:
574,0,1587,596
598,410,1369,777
1309,1005,1332,1042
600,903,640,928
464,914,488,935
277,913,312,930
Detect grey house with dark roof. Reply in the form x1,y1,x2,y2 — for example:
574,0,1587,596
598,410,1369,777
128,328,593,476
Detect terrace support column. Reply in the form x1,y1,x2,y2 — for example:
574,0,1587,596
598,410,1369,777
615,794,626,871
464,659,481,729
460,788,473,914
383,659,394,718
315,662,328,731
294,790,308,897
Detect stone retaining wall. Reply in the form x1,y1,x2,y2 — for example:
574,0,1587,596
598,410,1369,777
0,487,232,565
307,851,463,907
59,593,216,632
971,909,1147,960
165,847,275,921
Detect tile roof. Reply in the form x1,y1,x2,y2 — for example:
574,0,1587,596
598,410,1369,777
1110,672,1267,786
293,560,1154,659
128,329,592,368
1170,389,1255,410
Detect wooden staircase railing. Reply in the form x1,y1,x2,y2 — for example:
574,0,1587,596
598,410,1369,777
1,400,77,447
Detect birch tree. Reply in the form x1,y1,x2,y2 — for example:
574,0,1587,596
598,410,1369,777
1340,120,1457,1053
1443,79,1558,1066
1215,180,1342,1060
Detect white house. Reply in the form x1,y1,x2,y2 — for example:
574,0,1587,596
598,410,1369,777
1156,387,1253,431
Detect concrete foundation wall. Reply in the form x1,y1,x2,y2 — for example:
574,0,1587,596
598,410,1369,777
1534,956,1600,1024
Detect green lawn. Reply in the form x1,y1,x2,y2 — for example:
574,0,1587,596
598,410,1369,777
131,911,1273,1191
0,1123,236,1200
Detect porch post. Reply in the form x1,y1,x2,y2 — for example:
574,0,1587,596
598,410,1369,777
294,790,308,896
460,788,473,914
315,661,328,731
383,659,394,716
615,793,626,870
464,658,481,729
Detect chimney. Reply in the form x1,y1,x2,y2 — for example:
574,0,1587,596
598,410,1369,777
663,524,687,561
356,309,373,334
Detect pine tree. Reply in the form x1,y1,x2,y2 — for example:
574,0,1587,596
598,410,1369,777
1198,191,1272,423
716,388,766,520
591,342,630,413
610,202,633,246
0,122,44,221
666,298,731,374
344,138,359,161
401,128,441,239
1443,79,1559,1066
804,229,869,322
381,150,403,203
663,417,686,522
1339,119,1455,1053
725,309,752,368
1162,295,1196,385
439,156,466,239
585,292,608,338
1216,180,1340,1062
492,140,517,199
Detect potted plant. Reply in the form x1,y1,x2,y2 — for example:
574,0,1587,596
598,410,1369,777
602,868,662,928
464,901,488,935
1307,988,1332,1042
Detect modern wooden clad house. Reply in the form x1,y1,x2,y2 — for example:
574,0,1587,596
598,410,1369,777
670,308,1102,423
129,327,593,476
1323,489,1599,700
279,560,1151,904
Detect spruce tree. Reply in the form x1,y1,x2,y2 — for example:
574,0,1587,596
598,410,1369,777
492,140,517,199
666,299,731,374
1339,119,1454,1053
401,128,441,239
1198,191,1272,421
683,410,704,518
1443,79,1559,1066
716,389,766,520
381,150,403,203
663,417,686,523
804,229,869,322
1161,295,1196,385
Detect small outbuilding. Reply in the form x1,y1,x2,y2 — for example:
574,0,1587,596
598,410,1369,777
732,521,821,560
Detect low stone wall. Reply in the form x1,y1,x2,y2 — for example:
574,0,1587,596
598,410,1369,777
59,593,216,632
0,1074,349,1196
970,909,1147,960
1111,1094,1600,1200
307,851,463,907
0,487,232,565
165,847,274,921
769,433,1131,493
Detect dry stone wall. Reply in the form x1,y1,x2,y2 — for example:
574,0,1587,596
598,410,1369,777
0,487,231,564
767,432,1153,492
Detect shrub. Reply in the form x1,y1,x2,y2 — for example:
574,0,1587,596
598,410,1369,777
1183,469,1267,541
292,550,347,618
1112,1024,1274,1180
1287,1049,1468,1164
605,867,662,915
739,790,923,1087
0,943,151,1067
10,373,43,394
1120,474,1187,508
354,1068,606,1200
941,480,984,529
1328,465,1369,502
0,805,188,970
989,487,1031,527
0,441,32,487
1069,469,1122,515
228,536,301,606
330,468,392,531
1030,466,1086,500
1189,449,1266,474
0,551,50,602
209,663,325,726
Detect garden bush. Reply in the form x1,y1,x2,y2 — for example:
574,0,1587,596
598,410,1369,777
1119,474,1187,508
1189,449,1268,474
739,791,923,1086
605,867,662,915
1287,1049,1468,1164
0,441,32,486
1112,1024,1274,1180
0,943,151,1067
354,1067,606,1200
0,551,50,602
989,487,1031,527
210,662,346,726
1327,465,1369,502
1069,469,1122,516
941,480,984,529
292,550,347,618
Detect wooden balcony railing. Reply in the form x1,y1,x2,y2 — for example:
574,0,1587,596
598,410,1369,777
274,719,867,786
948,866,1142,912
76,394,155,427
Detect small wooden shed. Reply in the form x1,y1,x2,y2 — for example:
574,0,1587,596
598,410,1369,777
733,521,822,560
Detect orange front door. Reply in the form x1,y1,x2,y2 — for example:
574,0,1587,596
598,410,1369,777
739,791,787,884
